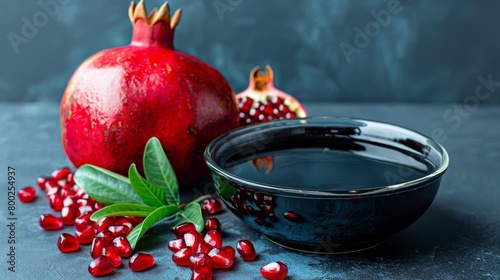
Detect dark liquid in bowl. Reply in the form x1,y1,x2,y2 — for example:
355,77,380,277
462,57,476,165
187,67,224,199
226,147,433,191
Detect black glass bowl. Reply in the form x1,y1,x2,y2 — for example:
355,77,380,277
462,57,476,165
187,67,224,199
204,117,449,254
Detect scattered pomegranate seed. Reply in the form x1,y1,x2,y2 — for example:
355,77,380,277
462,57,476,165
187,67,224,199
172,247,193,267
112,237,133,258
108,225,131,237
88,256,114,277
76,226,97,245
96,230,116,244
173,222,197,238
208,247,234,269
197,242,214,255
51,167,72,181
75,213,96,231
44,180,58,191
62,196,77,207
94,201,106,210
129,253,155,272
221,246,236,260
189,252,212,271
204,218,222,233
204,230,223,248
36,177,50,190
261,261,288,280
237,240,257,261
66,173,75,185
48,194,63,211
103,244,122,267
57,233,80,253
97,217,117,232
61,206,80,226
39,214,63,230
90,237,106,259
18,186,36,203
184,231,203,250
191,266,213,280
201,198,223,215
115,217,133,229
168,238,186,253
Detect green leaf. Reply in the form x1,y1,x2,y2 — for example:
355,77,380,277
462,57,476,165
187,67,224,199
170,202,204,232
129,164,167,207
90,203,156,221
74,164,144,205
143,137,180,205
127,205,180,249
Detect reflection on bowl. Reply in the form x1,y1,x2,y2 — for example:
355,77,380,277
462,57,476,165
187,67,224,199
204,117,449,254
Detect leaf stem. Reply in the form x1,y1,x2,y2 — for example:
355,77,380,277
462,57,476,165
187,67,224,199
179,194,212,210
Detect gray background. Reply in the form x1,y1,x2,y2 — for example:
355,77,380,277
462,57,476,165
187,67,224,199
1,0,500,104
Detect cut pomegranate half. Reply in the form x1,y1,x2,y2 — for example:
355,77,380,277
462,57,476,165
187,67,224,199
236,65,307,174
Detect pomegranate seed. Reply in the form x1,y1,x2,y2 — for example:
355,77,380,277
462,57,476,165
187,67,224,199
129,253,155,272
36,177,50,190
221,246,236,260
46,186,60,197
283,211,303,222
94,201,106,210
61,206,80,225
208,247,234,269
260,204,273,215
77,198,91,207
128,216,144,225
51,167,72,181
75,213,96,231
108,225,131,237
74,188,86,199
63,195,77,207
201,199,223,215
191,266,213,280
44,180,59,191
103,245,122,267
39,214,63,230
90,237,106,259
66,173,75,185
204,218,222,233
184,231,203,250
18,186,36,203
115,217,133,229
97,217,117,232
60,187,75,198
261,261,288,280
189,252,211,271
168,238,186,253
173,222,197,238
112,236,133,258
88,256,114,277
96,230,116,244
57,233,80,253
197,243,213,255
48,194,63,211
204,230,222,248
75,226,96,245
79,205,94,215
237,240,257,261
172,247,193,267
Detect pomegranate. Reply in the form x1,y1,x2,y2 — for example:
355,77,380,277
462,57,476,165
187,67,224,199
236,240,257,261
60,0,239,185
129,253,155,272
236,65,307,173
39,214,64,230
260,261,288,280
236,65,307,126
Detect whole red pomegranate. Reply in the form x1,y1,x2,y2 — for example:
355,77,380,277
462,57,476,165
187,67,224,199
60,0,239,185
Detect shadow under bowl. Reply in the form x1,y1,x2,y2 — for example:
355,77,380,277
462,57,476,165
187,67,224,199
204,117,449,254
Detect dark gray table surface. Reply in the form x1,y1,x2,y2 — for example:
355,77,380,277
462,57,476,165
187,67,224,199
0,102,499,280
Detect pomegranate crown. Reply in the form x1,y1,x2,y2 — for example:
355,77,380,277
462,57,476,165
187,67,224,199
250,65,275,92
128,0,182,29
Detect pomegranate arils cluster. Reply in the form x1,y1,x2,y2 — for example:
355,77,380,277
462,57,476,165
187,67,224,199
34,167,154,276
169,221,266,279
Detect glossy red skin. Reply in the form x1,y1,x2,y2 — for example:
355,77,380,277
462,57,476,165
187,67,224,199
60,19,239,185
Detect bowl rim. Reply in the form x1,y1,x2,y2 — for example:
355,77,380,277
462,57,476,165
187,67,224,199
204,116,449,197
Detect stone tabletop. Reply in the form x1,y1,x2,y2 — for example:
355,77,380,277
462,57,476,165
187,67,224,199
0,102,499,280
